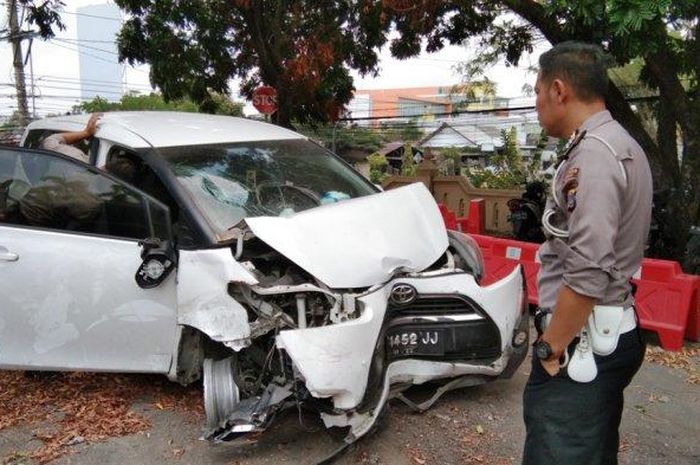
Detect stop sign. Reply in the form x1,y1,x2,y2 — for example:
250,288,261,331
252,86,278,115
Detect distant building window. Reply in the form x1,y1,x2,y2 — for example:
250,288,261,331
398,98,444,118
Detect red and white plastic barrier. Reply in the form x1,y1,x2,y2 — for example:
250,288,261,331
439,202,700,351
438,199,485,236
471,234,541,307
633,260,700,350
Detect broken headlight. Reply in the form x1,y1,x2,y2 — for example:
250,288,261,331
446,230,484,283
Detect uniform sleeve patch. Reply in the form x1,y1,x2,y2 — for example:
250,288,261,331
562,167,580,212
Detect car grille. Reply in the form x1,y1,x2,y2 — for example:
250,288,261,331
385,294,501,361
389,294,480,316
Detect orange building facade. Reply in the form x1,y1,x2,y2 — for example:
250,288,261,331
352,86,454,122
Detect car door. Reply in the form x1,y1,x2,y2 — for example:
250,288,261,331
0,147,178,373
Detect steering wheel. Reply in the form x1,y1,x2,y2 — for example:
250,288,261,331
255,182,320,214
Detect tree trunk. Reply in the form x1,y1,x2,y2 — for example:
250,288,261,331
605,85,671,186
271,107,293,128
653,93,690,259
7,0,29,126
643,38,700,256
684,133,700,224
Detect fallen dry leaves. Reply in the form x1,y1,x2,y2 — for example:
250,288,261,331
407,446,428,464
459,429,515,465
0,372,203,463
645,345,700,384
618,435,636,454
397,406,515,465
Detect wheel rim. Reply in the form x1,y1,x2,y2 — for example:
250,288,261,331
203,357,240,430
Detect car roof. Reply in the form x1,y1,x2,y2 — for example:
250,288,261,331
25,111,306,149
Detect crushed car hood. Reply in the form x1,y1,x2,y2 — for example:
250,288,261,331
245,183,449,289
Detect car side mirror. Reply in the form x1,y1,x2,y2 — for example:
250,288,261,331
135,237,177,289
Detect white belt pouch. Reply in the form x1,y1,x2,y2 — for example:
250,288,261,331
585,305,635,356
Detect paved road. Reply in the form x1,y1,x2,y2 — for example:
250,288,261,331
1,346,698,465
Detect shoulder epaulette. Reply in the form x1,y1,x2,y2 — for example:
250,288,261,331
555,129,587,168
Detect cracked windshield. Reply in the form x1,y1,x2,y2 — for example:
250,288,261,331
158,139,377,234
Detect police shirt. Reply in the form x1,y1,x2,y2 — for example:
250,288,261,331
537,110,653,309
40,134,89,163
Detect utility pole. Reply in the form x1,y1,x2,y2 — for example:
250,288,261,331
7,0,29,126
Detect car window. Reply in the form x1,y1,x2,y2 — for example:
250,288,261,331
23,129,50,149
105,146,142,185
105,145,199,246
24,129,99,164
105,147,174,209
0,148,166,241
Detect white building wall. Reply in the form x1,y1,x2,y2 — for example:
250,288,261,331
77,4,123,102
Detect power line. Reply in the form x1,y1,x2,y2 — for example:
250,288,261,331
46,39,122,66
30,80,142,93
1,82,130,96
339,105,537,121
44,40,150,75
55,37,119,56
2,92,121,100
52,37,117,44
34,84,126,96
37,75,153,90
340,94,661,122
38,77,152,92
56,8,122,23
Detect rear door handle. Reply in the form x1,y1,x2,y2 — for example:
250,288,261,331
0,248,19,262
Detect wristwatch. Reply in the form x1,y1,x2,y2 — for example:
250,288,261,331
534,339,555,361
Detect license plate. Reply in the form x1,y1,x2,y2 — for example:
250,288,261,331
386,329,445,357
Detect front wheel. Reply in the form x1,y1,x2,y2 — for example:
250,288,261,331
203,357,240,430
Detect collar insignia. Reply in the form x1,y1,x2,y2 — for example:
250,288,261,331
555,129,587,168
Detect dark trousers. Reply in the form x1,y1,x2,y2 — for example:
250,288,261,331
522,329,646,465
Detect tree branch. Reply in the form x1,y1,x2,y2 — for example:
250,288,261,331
503,0,669,184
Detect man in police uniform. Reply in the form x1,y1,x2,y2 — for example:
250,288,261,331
40,113,102,163
523,42,652,464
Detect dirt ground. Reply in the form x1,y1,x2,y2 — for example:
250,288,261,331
1,342,698,465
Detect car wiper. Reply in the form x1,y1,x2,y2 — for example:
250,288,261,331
226,205,277,231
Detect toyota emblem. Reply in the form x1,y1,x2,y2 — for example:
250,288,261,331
390,283,417,305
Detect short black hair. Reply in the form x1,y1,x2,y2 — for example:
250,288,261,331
539,41,609,101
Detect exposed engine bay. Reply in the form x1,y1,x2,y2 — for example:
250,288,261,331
171,183,529,447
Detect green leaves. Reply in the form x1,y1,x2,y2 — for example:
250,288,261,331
114,0,390,127
607,0,670,35
463,127,532,189
367,152,389,184
17,0,66,39
75,92,243,116
401,143,417,176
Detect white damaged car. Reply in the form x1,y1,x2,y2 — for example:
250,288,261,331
0,112,528,444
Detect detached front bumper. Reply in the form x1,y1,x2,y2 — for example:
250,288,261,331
276,265,527,431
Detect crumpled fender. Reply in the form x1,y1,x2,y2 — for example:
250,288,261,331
276,287,390,409
177,248,258,350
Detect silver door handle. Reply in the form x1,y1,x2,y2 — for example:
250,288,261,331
0,251,19,262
